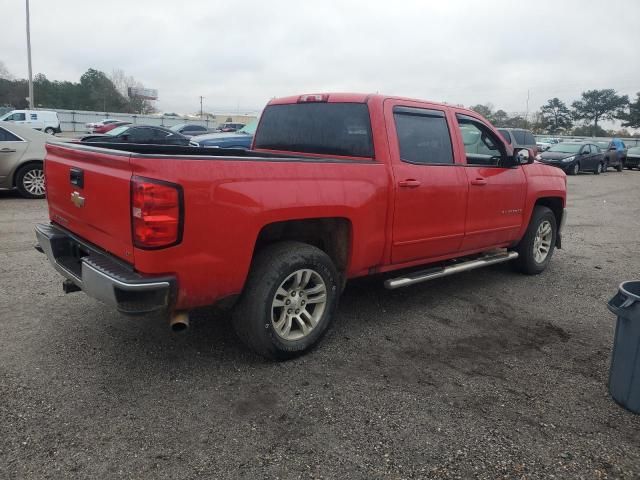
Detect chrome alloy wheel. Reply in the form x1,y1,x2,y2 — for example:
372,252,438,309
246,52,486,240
22,168,45,196
271,269,327,341
533,220,553,264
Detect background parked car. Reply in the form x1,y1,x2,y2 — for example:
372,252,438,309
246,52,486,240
86,119,120,131
593,139,627,172
536,137,560,152
80,125,190,145
216,122,245,132
0,109,61,135
497,127,538,154
189,120,257,149
92,120,131,134
169,123,212,137
626,146,640,169
537,142,605,175
0,122,47,198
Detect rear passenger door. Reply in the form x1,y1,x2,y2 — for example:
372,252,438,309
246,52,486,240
454,114,527,251
386,100,468,264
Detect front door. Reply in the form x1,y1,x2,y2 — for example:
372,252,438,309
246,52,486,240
453,114,527,251
387,101,468,264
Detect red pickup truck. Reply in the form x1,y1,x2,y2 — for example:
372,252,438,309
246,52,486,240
36,93,567,359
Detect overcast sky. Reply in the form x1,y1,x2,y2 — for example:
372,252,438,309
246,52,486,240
2,0,639,117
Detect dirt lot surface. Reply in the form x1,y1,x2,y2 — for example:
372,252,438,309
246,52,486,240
1,171,640,479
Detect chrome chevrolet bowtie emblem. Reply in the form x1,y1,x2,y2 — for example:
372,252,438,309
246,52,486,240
70,191,85,208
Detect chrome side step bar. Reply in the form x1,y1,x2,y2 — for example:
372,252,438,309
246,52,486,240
384,251,519,290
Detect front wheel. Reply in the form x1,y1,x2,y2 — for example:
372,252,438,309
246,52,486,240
514,206,557,275
44,127,56,135
233,241,340,360
617,161,624,172
15,163,45,199
568,162,580,175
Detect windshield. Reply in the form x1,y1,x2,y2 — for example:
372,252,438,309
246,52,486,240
170,124,187,131
238,119,258,135
106,125,129,136
548,143,582,153
628,147,640,154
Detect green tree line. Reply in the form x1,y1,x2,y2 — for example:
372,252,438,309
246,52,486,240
471,89,640,137
0,65,155,114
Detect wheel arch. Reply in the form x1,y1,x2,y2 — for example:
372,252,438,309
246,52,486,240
253,217,353,285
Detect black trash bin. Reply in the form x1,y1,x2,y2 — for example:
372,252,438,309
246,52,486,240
607,281,640,414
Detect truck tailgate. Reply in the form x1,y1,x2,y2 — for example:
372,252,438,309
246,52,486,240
45,143,134,262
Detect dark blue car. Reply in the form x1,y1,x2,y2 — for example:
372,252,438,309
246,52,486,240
189,120,257,149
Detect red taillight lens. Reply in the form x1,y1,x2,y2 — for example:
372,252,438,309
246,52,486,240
131,176,183,249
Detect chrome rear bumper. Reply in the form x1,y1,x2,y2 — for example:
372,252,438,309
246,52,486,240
35,223,175,314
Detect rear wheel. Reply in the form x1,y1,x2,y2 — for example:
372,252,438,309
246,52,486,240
15,163,45,199
233,241,340,360
514,206,557,275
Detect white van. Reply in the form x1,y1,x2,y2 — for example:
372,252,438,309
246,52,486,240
0,110,61,134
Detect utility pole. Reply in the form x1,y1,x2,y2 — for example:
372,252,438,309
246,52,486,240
199,96,204,119
26,0,34,109
525,89,530,126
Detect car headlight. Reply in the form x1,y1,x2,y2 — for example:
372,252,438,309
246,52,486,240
561,156,575,163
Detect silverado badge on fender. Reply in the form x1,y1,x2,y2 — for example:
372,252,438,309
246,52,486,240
70,191,85,208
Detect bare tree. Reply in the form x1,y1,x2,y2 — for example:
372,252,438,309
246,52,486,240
0,60,14,80
109,69,156,114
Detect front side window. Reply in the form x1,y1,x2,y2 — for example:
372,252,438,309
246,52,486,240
498,129,512,144
581,145,591,154
254,102,374,158
524,132,536,145
30,113,38,120
456,115,506,166
393,107,453,165
512,130,527,145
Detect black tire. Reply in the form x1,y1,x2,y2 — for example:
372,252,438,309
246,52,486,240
602,161,608,172
568,162,580,175
617,162,624,172
514,206,557,275
15,163,45,199
232,241,340,360
44,127,55,135
594,162,602,175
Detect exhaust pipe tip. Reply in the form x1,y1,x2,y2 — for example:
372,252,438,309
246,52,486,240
170,311,189,332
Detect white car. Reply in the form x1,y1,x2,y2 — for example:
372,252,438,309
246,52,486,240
0,109,61,135
86,118,120,131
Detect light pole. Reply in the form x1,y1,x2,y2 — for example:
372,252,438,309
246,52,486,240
26,0,34,109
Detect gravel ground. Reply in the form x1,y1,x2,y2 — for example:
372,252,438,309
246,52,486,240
1,170,640,479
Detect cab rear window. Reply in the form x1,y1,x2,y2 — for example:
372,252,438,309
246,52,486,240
254,103,374,158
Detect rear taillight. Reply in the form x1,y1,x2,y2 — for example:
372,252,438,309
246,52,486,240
131,176,183,249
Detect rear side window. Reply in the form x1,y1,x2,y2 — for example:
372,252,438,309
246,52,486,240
254,103,374,158
0,127,22,141
393,107,453,164
30,113,38,120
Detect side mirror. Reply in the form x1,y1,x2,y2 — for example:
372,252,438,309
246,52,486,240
514,148,534,165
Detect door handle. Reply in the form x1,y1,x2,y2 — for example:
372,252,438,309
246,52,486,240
0,148,16,153
470,177,487,186
398,179,421,188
